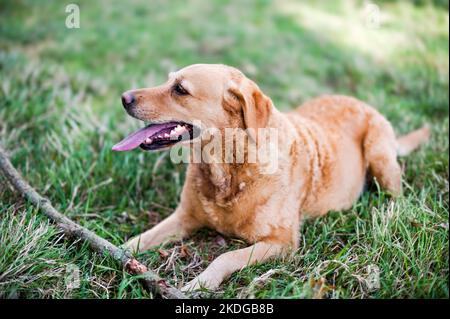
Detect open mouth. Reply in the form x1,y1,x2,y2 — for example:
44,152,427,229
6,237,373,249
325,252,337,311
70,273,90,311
112,121,199,152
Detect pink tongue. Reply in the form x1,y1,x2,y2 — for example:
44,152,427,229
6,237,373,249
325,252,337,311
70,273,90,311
112,125,163,151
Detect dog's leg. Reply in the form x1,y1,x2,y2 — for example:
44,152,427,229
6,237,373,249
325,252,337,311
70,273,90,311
364,112,402,195
181,241,287,291
125,208,201,252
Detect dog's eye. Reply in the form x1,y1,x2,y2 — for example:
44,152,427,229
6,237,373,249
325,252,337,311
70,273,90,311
173,83,189,95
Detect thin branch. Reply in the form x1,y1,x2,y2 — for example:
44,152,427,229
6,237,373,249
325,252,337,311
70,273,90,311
0,145,187,299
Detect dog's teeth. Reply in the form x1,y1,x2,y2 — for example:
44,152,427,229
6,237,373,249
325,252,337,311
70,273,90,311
145,138,152,144
166,125,189,140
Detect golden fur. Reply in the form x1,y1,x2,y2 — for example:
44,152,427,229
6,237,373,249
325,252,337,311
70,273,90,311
122,64,429,291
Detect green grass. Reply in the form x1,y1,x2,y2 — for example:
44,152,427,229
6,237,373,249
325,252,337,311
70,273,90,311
0,0,448,298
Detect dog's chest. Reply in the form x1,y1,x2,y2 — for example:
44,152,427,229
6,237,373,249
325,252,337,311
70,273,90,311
191,169,261,239
198,192,260,240
196,179,246,228
193,170,281,242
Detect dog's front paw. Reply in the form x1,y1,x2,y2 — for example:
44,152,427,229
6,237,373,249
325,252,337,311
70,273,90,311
181,275,221,292
181,279,202,292
122,236,142,253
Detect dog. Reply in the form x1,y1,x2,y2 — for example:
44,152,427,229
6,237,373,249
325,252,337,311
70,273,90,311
113,64,429,291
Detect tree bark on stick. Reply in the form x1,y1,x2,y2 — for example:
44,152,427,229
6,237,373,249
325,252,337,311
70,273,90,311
0,145,187,299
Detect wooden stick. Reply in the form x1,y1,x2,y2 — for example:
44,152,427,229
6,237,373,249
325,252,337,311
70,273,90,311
0,145,187,299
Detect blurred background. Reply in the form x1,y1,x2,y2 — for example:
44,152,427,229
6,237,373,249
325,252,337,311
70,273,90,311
0,0,448,298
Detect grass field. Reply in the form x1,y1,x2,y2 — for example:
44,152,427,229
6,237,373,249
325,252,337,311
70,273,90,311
0,0,448,298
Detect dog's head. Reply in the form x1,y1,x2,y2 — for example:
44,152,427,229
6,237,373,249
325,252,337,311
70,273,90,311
112,64,273,152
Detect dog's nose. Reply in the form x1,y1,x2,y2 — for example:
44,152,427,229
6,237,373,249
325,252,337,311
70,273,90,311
121,92,136,109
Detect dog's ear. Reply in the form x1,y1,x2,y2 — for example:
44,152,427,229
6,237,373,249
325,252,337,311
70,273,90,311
224,79,272,142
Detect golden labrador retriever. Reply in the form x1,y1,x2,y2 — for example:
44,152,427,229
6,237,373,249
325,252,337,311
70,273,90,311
113,64,429,291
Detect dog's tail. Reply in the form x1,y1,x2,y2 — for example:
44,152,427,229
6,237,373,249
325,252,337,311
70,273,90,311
397,125,430,157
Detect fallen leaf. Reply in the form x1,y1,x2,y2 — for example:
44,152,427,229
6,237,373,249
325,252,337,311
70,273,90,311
179,245,191,258
410,220,421,228
310,277,331,299
158,249,169,258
